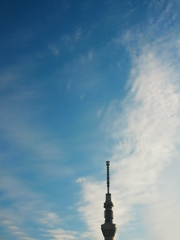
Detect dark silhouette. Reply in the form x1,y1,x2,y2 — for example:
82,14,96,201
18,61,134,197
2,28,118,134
101,161,117,240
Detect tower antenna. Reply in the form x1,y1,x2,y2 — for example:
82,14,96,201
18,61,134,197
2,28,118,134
106,161,110,194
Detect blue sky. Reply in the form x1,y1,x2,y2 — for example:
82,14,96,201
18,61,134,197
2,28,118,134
1,0,180,239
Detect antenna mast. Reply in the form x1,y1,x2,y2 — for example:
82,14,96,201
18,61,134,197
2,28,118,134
106,161,110,194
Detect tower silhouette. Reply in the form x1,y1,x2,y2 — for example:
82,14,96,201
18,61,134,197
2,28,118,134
101,161,117,240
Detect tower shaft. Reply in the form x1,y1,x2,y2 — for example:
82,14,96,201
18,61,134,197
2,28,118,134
101,161,117,240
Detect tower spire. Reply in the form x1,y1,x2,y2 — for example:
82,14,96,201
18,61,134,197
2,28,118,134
101,161,117,240
106,161,110,194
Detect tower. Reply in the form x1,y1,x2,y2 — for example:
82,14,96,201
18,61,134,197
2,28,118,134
101,161,117,240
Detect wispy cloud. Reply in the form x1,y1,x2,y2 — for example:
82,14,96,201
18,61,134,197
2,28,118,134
0,65,74,239
0,173,41,239
74,28,82,41
0,170,75,240
44,228,77,240
3,221,35,240
48,44,60,56
60,27,83,51
38,212,62,227
78,34,180,239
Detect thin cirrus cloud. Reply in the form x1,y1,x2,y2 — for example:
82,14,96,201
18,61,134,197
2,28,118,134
0,171,76,240
78,36,180,240
38,212,62,227
44,228,77,240
0,174,40,239
3,221,35,240
48,44,60,56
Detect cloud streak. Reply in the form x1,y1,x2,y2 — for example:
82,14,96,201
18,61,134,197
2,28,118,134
48,44,60,56
78,37,180,239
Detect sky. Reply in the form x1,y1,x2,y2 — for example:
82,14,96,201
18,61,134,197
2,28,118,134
0,0,180,239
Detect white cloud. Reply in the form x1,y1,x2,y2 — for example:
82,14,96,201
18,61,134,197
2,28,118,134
78,179,104,239
48,44,60,56
78,41,180,240
45,228,77,240
39,212,62,227
74,28,82,41
0,172,76,240
147,153,180,240
3,220,35,240
97,108,103,118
